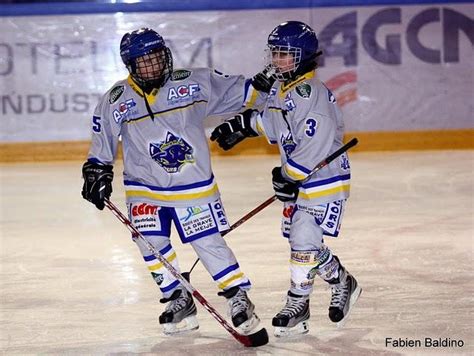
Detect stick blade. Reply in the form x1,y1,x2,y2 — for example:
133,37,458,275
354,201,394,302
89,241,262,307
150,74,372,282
240,327,269,347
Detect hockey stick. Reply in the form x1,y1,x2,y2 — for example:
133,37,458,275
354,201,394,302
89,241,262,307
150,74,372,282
104,198,268,347
186,137,359,275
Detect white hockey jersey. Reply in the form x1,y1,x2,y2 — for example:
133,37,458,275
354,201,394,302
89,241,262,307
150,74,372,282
88,68,263,208
253,70,351,206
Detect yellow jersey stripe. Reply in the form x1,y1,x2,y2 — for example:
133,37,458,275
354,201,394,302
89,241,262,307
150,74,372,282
284,165,306,180
125,100,207,124
299,184,350,199
256,120,265,136
244,87,259,108
126,184,219,201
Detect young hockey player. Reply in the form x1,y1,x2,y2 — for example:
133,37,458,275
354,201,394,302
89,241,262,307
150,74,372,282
81,28,273,336
211,21,362,337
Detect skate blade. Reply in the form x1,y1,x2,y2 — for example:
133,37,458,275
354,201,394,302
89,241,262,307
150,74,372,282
162,315,199,335
236,313,260,335
336,285,362,329
274,320,309,338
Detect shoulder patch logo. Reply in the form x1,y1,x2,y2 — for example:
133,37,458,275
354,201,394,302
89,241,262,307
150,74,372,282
109,85,125,104
171,69,192,81
295,83,311,99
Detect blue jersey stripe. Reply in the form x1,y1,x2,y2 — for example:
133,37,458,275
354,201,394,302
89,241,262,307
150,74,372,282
140,231,170,237
287,158,312,174
244,78,252,100
301,173,351,189
124,174,215,192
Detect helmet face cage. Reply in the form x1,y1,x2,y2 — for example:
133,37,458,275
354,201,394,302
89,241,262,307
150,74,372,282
120,28,173,89
266,45,302,81
266,21,319,82
129,47,173,89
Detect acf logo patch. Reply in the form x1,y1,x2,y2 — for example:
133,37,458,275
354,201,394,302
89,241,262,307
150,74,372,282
149,132,195,173
295,83,311,99
171,69,192,81
112,98,137,123
109,85,125,104
167,84,200,100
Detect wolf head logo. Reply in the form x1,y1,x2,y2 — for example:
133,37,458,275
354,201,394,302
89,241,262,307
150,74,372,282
280,131,296,158
149,132,195,173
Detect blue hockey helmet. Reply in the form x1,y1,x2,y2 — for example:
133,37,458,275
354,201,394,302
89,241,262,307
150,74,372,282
120,28,173,89
266,21,320,81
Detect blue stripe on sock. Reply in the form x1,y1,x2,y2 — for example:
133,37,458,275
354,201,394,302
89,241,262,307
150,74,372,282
212,263,240,281
143,244,172,261
160,280,180,293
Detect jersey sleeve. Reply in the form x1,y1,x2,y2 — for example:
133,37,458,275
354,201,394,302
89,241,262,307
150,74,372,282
282,112,336,182
242,79,269,110
206,69,267,117
250,110,278,145
87,95,121,165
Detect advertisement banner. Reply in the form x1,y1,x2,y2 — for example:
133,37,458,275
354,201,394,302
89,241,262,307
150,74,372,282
0,4,472,142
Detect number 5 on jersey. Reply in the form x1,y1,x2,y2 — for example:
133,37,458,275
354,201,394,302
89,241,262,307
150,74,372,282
92,116,101,133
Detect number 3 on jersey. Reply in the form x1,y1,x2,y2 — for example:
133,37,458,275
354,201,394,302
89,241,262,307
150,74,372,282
305,118,317,137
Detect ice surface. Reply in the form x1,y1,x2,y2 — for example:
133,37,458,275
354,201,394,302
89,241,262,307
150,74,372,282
0,151,472,355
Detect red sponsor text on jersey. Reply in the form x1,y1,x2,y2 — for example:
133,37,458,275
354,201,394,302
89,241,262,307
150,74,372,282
132,203,159,216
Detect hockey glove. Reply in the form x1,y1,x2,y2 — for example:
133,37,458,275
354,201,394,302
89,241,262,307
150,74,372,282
81,161,114,210
210,109,259,150
251,65,276,93
272,166,299,202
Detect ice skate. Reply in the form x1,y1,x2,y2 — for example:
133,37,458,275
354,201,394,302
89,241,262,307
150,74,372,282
272,291,310,337
328,267,362,328
218,286,260,335
159,288,199,335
